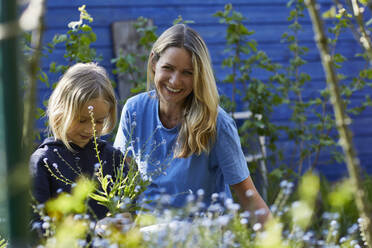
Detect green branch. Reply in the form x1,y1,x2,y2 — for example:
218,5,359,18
22,0,46,157
305,0,372,246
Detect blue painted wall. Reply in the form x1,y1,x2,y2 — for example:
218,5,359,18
39,0,372,180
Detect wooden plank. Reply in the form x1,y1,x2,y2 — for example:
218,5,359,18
111,20,153,100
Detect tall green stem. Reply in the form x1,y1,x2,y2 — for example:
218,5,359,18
305,0,372,246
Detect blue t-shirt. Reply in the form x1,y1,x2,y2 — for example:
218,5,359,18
114,91,249,207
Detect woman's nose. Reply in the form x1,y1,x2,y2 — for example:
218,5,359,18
169,72,181,86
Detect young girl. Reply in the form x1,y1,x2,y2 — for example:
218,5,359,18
30,62,124,220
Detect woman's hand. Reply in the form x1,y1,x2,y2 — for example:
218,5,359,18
95,212,133,236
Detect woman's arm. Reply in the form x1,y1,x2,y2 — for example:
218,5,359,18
231,176,271,225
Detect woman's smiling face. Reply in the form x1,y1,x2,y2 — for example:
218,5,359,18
153,46,194,109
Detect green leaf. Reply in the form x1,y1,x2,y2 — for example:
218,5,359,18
358,0,369,5
80,24,92,32
90,193,109,203
322,6,337,19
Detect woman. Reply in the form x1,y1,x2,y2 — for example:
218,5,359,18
114,24,270,224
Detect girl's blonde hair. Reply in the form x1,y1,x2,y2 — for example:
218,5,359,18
47,62,117,151
147,24,219,158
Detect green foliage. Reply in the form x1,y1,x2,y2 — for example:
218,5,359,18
48,5,100,75
275,0,338,175
173,15,195,25
214,5,282,200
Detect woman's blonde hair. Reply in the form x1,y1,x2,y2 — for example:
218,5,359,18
47,62,117,151
147,24,219,158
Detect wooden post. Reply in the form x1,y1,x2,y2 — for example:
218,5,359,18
111,20,152,101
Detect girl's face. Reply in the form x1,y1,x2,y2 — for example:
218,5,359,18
67,97,110,148
153,46,194,109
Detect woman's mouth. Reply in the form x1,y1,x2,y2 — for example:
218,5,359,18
166,85,182,93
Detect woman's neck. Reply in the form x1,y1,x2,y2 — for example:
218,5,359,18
158,102,183,129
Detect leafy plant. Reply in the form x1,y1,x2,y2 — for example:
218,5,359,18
48,5,100,76
214,3,282,203
88,106,150,214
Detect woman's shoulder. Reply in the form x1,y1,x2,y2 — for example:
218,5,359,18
125,91,156,108
216,106,236,128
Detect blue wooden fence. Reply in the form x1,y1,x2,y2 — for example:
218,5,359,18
38,0,372,181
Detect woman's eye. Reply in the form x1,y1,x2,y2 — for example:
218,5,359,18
95,120,105,124
79,119,87,123
184,71,193,76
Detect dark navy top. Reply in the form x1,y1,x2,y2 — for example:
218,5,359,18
30,137,125,219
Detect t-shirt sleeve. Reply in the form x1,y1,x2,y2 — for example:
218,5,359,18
114,100,133,153
214,112,250,185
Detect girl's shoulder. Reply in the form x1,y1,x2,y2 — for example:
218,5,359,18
29,137,66,170
96,138,121,154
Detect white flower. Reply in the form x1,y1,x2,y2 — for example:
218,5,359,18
216,215,230,226
88,105,94,111
240,211,250,218
211,193,219,201
253,223,262,231
245,189,254,197
280,180,288,188
197,189,204,196
67,20,82,30
350,240,358,246
330,220,338,228
52,163,58,169
240,218,248,225
36,204,44,210
270,204,278,213
43,158,48,163
255,208,267,216
41,222,50,229
31,221,41,230
74,214,82,220
78,240,87,247
225,198,233,207
339,237,347,243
